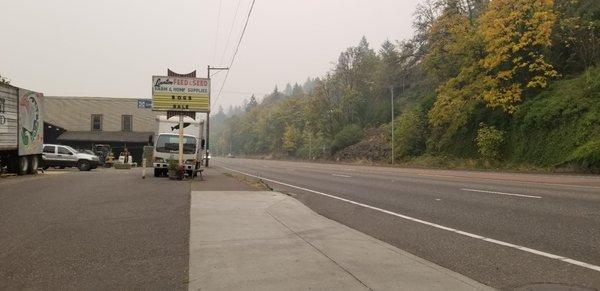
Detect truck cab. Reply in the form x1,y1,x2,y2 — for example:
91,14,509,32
153,133,200,177
152,116,204,177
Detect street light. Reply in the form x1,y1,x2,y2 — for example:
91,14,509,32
391,86,395,165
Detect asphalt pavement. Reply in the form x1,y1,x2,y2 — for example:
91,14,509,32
214,157,600,290
0,168,190,290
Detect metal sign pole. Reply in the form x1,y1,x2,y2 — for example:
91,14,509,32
178,114,184,166
205,65,210,168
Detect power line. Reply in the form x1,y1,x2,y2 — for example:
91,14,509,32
212,0,223,64
212,0,256,110
222,90,268,95
219,0,243,66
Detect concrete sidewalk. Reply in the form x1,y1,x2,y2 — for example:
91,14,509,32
188,189,493,290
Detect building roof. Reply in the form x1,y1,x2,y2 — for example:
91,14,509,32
58,131,153,143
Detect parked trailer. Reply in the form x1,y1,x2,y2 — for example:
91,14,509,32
0,84,44,175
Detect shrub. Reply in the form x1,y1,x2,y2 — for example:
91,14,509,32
563,140,600,173
506,66,600,168
393,108,427,160
332,124,363,152
476,124,504,161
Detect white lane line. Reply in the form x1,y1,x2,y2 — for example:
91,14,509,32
417,173,600,190
461,188,542,199
219,165,600,273
418,173,456,178
332,173,352,178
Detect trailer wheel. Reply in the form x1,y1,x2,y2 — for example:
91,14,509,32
29,155,39,175
18,156,29,175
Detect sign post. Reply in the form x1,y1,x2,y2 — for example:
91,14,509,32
152,75,210,169
178,115,184,165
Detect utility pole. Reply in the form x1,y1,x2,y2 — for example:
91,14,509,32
206,65,229,167
309,132,312,160
391,86,395,165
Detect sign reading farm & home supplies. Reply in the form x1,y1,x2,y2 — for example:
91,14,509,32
152,76,210,112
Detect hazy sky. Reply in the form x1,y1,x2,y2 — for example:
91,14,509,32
1,0,421,112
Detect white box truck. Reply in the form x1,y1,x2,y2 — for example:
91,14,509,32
152,115,205,177
0,84,44,175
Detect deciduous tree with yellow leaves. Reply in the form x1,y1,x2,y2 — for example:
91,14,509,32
479,0,558,113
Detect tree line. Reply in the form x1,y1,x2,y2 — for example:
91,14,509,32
212,0,600,171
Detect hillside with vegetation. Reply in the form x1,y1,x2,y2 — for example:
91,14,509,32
212,0,600,173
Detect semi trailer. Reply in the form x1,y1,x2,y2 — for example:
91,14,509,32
0,84,44,175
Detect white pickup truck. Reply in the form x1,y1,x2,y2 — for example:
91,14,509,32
152,116,205,177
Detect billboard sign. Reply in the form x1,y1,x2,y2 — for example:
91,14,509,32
152,76,210,112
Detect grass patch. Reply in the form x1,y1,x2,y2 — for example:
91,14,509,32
222,172,272,190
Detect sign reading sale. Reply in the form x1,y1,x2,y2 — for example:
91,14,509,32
152,76,210,112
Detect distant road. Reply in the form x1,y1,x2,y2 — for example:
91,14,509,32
214,157,600,289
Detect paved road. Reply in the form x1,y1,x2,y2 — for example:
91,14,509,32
214,157,600,290
0,168,190,290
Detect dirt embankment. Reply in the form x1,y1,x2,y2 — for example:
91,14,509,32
335,128,391,163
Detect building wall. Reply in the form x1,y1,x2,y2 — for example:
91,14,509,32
44,96,159,132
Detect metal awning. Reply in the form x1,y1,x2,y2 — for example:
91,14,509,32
57,131,153,143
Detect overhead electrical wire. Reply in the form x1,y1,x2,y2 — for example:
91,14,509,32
212,0,223,64
219,0,243,66
211,0,256,111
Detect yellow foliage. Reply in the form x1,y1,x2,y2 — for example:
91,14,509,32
428,64,484,133
479,0,557,113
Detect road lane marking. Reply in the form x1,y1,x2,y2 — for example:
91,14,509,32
418,173,457,178
219,165,600,273
332,174,352,178
417,173,600,190
461,188,542,199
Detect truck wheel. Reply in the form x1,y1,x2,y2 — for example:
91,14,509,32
77,160,91,171
29,155,39,174
154,168,160,177
18,156,29,175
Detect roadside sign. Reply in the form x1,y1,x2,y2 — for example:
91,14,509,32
138,99,152,109
152,76,210,112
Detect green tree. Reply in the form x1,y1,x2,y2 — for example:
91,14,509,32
282,124,298,155
476,123,504,161
551,0,600,74
425,0,486,149
332,124,363,152
394,109,427,159
245,95,258,112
